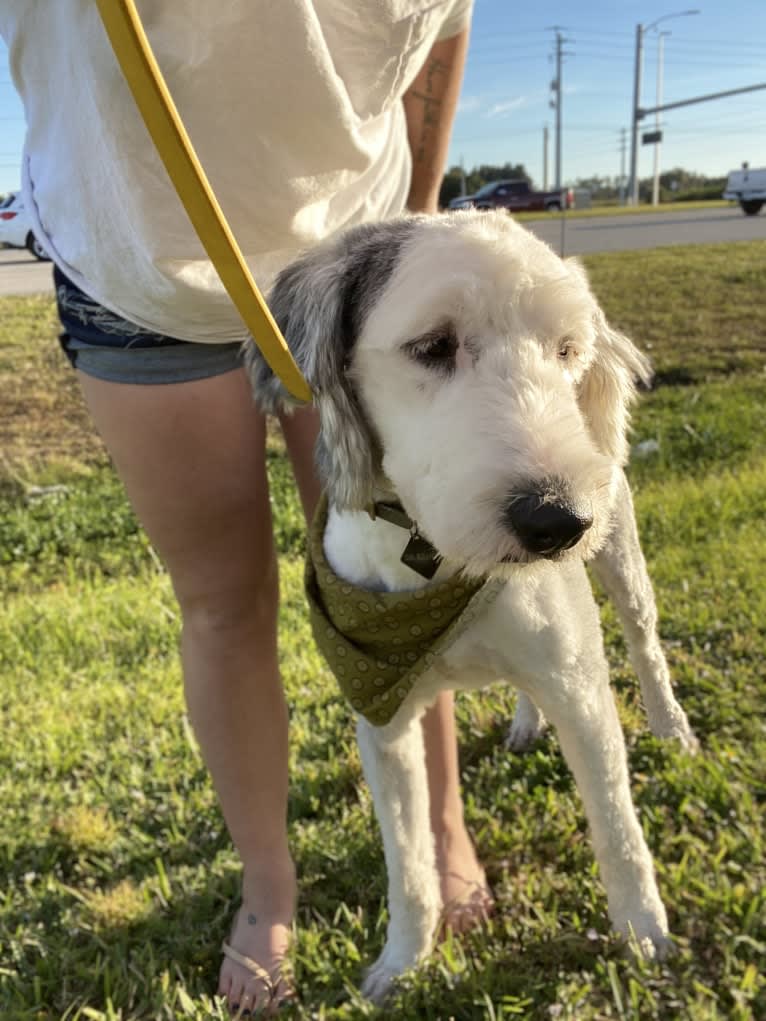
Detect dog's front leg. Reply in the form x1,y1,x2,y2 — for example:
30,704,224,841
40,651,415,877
356,711,441,1002
526,664,670,958
592,470,697,751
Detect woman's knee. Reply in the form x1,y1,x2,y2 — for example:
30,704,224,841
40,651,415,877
177,555,280,652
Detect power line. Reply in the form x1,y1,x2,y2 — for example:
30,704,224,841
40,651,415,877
467,27,766,52
661,34,766,49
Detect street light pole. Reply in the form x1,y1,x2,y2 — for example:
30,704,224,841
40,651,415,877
628,9,700,205
652,32,670,205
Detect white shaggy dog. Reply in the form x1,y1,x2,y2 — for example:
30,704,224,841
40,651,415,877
246,210,695,1001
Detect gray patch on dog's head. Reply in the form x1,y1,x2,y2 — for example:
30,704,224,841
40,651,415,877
244,217,419,508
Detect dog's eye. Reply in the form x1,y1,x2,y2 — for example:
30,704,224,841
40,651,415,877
558,336,576,360
425,335,453,358
405,325,458,373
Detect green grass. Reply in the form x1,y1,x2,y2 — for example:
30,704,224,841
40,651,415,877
1,242,765,1020
513,199,732,223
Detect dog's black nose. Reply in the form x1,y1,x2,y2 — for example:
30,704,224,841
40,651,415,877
505,493,593,556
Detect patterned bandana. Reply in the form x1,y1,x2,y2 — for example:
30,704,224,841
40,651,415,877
306,495,505,726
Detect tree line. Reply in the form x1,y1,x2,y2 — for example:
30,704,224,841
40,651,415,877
439,163,728,207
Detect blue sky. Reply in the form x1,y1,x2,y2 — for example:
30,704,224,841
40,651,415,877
450,0,766,186
1,1,764,195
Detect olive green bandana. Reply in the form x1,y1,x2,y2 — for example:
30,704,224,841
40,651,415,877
306,495,505,726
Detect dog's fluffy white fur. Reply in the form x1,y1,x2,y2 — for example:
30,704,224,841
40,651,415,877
246,211,696,1001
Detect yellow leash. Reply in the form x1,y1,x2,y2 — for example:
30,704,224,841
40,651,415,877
94,0,313,405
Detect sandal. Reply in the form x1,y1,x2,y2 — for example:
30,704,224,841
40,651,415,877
437,872,494,937
222,940,275,988
222,941,297,1015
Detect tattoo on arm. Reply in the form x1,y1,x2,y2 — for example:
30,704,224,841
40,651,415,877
403,28,470,212
247,913,258,925
410,57,450,164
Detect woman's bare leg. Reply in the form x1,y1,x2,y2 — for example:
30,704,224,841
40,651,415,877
79,368,293,1014
421,692,493,930
278,407,322,521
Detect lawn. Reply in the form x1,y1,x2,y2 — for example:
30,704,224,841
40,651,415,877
1,241,765,1020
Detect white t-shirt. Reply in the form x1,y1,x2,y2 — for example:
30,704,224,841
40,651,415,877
1,0,472,341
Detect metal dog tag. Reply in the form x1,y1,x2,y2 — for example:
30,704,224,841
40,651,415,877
401,529,441,580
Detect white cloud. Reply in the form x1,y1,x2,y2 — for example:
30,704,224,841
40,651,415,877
486,96,527,118
456,95,529,118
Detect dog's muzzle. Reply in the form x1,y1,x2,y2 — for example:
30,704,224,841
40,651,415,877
504,487,593,558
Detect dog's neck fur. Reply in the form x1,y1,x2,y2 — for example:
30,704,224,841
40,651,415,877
322,495,454,595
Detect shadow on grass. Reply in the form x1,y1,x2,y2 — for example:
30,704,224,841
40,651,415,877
3,854,620,1020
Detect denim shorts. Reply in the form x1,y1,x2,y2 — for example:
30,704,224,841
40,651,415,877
54,264,244,384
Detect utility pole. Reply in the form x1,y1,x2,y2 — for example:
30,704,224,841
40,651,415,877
543,125,549,190
553,33,563,191
548,30,564,190
547,27,573,193
618,128,627,204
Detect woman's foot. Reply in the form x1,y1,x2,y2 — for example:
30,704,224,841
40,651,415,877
434,824,494,935
218,863,297,1016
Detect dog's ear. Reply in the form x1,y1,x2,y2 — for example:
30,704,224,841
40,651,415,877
244,221,415,510
577,310,652,465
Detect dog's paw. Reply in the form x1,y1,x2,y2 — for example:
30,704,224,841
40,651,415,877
623,923,673,962
613,900,671,961
361,956,401,1004
648,707,699,755
506,696,547,753
670,723,699,755
361,936,430,1003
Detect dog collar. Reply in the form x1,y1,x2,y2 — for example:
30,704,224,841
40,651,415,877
367,500,442,580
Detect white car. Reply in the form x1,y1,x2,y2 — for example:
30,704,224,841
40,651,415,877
0,191,51,259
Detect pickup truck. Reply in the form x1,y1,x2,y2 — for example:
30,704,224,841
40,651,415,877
448,179,574,213
723,166,766,215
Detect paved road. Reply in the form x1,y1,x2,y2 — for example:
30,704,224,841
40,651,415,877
2,207,765,295
526,205,766,257
0,248,53,295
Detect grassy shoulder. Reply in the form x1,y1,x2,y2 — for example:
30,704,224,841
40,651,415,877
1,242,765,1020
514,199,732,223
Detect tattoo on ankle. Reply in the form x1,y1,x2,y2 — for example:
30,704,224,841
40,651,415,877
247,913,257,926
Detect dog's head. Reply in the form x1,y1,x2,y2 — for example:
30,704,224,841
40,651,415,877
246,211,651,576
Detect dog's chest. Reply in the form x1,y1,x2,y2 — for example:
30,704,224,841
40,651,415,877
307,499,507,724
